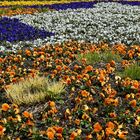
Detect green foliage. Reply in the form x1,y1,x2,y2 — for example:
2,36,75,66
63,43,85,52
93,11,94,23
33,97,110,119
10,5,23,10
77,51,122,64
39,7,51,13
119,63,140,80
0,9,7,14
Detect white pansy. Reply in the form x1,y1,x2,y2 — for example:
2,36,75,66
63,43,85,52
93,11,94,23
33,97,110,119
1,2,140,52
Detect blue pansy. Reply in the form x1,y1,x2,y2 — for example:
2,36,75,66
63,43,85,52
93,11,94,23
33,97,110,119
48,1,96,10
0,17,54,42
0,1,139,9
48,1,140,10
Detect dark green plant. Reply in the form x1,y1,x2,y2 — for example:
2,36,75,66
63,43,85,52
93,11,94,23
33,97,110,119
10,5,23,10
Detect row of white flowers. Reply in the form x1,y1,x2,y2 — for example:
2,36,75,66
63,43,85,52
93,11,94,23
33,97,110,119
1,2,140,52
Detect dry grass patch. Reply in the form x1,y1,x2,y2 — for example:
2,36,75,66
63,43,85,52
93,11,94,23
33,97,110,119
5,75,65,105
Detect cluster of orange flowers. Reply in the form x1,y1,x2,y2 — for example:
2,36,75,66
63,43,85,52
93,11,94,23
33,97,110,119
0,41,140,139
0,7,40,16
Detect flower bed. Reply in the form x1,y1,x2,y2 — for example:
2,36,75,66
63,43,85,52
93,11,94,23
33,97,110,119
0,2,140,52
0,0,93,7
0,41,140,139
0,1,140,139
0,7,40,16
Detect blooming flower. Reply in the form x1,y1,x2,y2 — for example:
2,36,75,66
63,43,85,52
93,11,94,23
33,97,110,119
0,125,5,136
1,103,10,111
23,111,33,119
93,122,102,133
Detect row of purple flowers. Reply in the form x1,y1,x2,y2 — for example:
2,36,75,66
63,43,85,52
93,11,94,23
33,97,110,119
0,17,54,42
0,1,140,10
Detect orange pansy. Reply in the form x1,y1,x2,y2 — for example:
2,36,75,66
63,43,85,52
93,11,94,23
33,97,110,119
110,60,116,67
81,58,87,64
125,94,130,100
48,108,58,115
105,127,114,136
13,57,19,62
85,65,93,72
136,108,140,114
136,93,140,99
56,65,62,71
9,71,15,77
83,73,90,79
118,131,128,140
98,74,105,84
121,60,130,67
53,126,63,134
25,49,31,56
86,134,93,140
57,128,63,134
2,103,10,111
129,99,137,107
96,133,103,140
53,70,57,75
74,119,81,125
77,74,82,80
74,64,79,71
109,112,117,118
115,44,126,55
70,131,78,140
113,98,119,106
82,113,89,120
11,77,17,83
26,119,34,126
66,77,71,85
81,90,90,97
4,84,12,90
128,50,134,58
0,79,4,84
23,111,33,119
0,125,5,136
0,58,3,62
86,80,92,86
38,51,45,55
131,80,139,89
47,131,55,140
49,101,56,107
104,98,113,105
106,122,115,130
93,122,102,133
56,133,63,139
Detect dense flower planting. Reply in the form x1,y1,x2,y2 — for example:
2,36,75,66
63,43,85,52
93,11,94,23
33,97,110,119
0,2,140,52
0,1,140,140
0,7,40,16
0,41,140,139
0,0,92,7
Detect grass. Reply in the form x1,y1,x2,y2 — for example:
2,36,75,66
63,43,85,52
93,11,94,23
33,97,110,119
118,62,140,80
77,50,122,64
39,7,53,13
0,9,7,14
5,75,65,105
10,5,23,10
